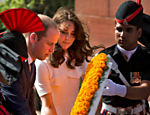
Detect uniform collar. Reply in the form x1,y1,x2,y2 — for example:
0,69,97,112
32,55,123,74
116,44,137,60
112,45,120,56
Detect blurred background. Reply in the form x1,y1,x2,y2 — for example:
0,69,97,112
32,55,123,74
0,0,150,113
0,0,150,48
0,0,75,32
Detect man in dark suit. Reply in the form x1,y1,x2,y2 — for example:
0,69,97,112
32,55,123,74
0,9,59,115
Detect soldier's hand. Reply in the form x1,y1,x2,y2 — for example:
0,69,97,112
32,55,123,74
103,79,127,97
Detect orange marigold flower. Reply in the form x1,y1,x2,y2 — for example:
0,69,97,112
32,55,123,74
98,68,104,73
98,53,107,61
70,53,108,115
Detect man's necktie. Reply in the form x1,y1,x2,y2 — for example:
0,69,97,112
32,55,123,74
30,61,35,76
30,61,36,87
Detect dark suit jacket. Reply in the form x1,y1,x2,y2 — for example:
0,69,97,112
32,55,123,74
1,61,36,115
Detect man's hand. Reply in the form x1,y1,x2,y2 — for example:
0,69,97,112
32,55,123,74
103,79,127,97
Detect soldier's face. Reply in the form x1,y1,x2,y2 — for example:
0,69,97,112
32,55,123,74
115,23,142,50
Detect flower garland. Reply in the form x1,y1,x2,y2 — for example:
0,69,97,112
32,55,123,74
70,53,108,115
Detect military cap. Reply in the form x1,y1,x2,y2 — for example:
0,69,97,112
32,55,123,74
0,8,44,85
115,0,143,27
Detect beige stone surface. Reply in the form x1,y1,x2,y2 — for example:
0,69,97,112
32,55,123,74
77,15,115,48
75,0,109,17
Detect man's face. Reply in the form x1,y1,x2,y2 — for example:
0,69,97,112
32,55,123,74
34,27,59,60
115,23,142,50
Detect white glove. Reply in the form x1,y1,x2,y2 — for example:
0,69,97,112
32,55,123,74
103,79,127,97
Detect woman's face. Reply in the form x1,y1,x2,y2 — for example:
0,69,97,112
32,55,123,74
58,20,76,50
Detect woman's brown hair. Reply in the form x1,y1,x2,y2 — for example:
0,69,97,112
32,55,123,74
48,7,104,69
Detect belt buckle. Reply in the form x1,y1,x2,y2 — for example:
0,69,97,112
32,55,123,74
116,108,126,115
125,107,132,114
116,107,132,115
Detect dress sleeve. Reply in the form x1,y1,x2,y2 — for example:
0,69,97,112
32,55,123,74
35,60,52,97
82,60,88,73
80,60,88,78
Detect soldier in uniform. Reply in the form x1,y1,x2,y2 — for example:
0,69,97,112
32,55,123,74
100,0,150,114
0,8,45,115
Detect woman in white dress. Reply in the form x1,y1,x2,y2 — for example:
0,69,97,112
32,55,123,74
35,7,103,115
